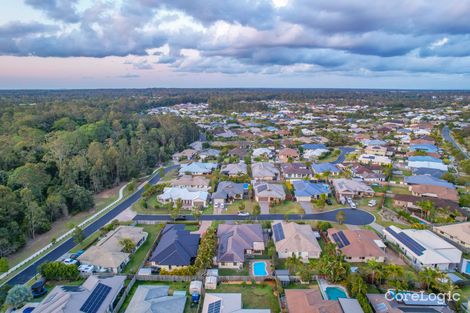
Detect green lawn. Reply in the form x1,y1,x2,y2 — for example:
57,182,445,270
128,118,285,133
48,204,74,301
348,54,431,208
70,231,101,253
208,283,280,313
461,285,470,300
218,265,249,276
118,281,199,313
226,200,255,214
388,186,411,195
270,201,304,214
160,168,178,182
317,149,341,163
123,224,164,274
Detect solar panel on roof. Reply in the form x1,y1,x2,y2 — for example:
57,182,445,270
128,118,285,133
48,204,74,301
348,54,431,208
332,233,344,248
386,227,425,256
257,185,268,192
80,283,111,313
338,231,350,246
208,300,222,313
273,223,285,242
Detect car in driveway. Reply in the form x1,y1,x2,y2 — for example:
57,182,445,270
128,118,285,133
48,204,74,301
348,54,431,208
237,211,250,216
326,198,333,205
70,250,85,260
368,199,377,207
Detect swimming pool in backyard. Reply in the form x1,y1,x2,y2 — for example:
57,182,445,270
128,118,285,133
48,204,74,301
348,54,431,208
253,261,268,276
325,287,348,300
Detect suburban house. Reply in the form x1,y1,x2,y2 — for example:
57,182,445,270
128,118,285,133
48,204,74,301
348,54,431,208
125,285,186,313
199,148,220,161
251,162,280,181
383,226,462,271
393,194,465,221
293,180,330,201
253,182,286,204
364,145,388,156
272,221,322,262
173,149,197,162
331,179,374,203
171,175,211,191
148,224,199,270
158,187,209,208
361,139,386,146
303,148,330,160
433,222,470,252
179,162,218,175
409,184,459,202
252,147,274,159
33,275,126,313
404,175,455,188
285,288,343,313
212,181,245,209
409,143,439,154
281,162,312,180
228,147,249,159
407,156,448,172
358,154,392,166
202,293,270,313
221,162,248,176
78,226,147,274
327,229,385,263
217,224,265,269
278,147,299,162
311,162,341,176
350,164,385,182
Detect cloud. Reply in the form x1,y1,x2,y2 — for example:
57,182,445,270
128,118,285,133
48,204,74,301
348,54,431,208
24,0,81,23
1,0,470,78
117,73,140,78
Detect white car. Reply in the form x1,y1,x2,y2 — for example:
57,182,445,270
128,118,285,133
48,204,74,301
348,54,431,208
63,258,79,266
368,200,377,207
237,211,250,216
350,202,357,209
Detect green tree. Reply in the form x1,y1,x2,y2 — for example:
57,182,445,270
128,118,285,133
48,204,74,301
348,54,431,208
252,203,261,220
72,226,84,244
419,267,444,291
286,253,303,274
335,210,346,225
384,264,405,291
119,238,136,253
192,209,202,221
4,285,32,309
0,257,9,272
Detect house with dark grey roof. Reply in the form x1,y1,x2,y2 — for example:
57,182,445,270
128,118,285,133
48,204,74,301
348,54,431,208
212,181,245,210
221,162,248,176
149,224,200,270
217,224,265,269
281,162,312,180
253,182,286,204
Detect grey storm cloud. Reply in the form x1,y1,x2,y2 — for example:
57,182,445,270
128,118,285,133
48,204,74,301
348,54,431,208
2,0,470,76
24,0,81,23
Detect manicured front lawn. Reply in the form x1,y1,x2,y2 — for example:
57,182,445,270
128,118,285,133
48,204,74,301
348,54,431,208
270,201,304,214
70,231,101,253
226,200,255,214
209,283,280,313
388,186,411,195
123,224,164,274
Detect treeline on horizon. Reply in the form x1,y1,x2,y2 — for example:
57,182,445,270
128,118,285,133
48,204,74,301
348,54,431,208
0,96,198,257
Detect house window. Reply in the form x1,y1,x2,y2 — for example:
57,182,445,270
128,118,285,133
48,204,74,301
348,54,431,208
233,262,237,266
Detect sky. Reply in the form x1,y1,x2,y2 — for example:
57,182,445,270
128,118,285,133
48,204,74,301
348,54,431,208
1,0,470,89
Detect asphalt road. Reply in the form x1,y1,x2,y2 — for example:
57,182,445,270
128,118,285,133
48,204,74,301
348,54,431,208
6,165,178,286
134,208,375,226
332,147,356,164
442,125,469,159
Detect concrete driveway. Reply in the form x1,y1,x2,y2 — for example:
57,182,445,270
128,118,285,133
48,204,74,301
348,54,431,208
299,201,313,214
259,201,270,214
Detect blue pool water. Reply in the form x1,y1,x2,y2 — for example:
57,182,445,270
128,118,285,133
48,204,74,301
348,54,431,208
466,261,470,274
253,261,268,276
325,287,347,300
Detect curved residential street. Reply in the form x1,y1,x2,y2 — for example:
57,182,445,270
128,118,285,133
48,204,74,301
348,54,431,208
6,165,178,286
443,125,469,159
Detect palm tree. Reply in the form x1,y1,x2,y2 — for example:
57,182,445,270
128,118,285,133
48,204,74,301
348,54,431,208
336,210,346,225
419,268,444,291
366,259,383,285
384,264,405,291
286,253,303,274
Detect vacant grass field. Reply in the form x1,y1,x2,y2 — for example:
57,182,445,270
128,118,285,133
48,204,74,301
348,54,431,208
388,186,411,195
208,283,280,313
270,201,304,214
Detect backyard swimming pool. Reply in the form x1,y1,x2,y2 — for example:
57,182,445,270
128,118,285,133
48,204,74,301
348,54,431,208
253,261,268,276
325,287,348,300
